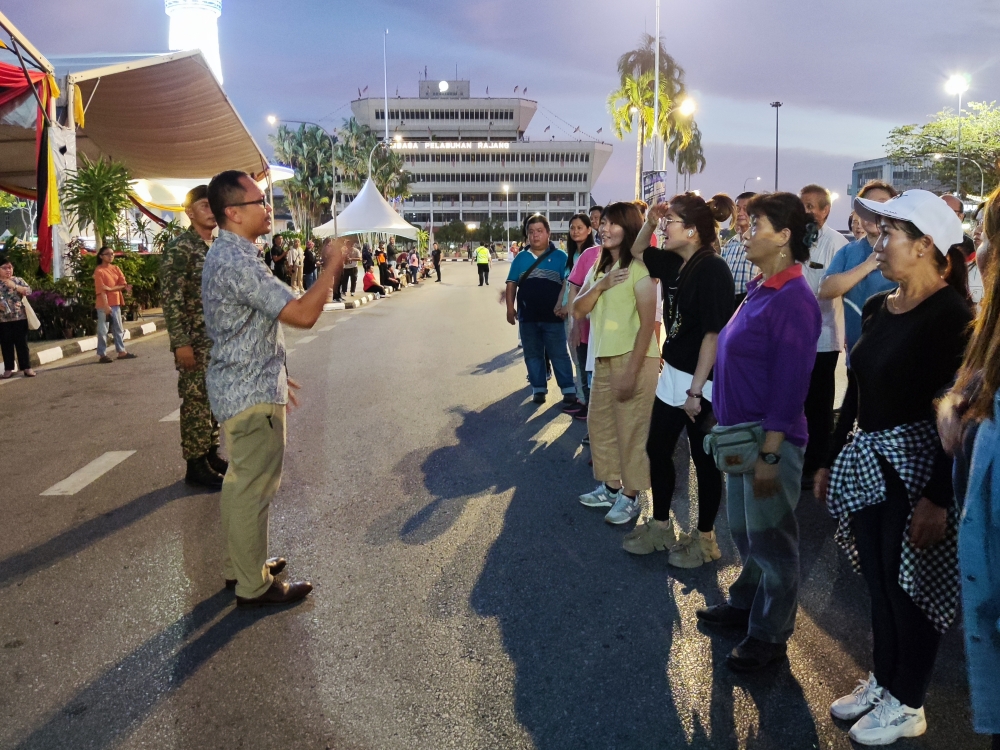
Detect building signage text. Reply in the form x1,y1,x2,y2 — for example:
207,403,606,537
390,141,511,151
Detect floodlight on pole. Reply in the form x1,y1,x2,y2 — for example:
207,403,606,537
165,0,223,82
945,74,970,196
743,175,761,192
831,192,840,203
678,98,696,117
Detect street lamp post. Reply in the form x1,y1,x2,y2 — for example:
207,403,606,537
267,115,338,238
743,175,761,193
770,102,782,191
946,74,970,196
934,152,984,197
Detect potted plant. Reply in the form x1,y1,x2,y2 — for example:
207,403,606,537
61,155,133,248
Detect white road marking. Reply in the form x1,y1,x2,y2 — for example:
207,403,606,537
160,409,181,422
296,335,317,345
41,451,137,496
36,347,64,365
318,325,336,332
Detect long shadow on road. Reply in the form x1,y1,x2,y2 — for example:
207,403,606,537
394,388,821,749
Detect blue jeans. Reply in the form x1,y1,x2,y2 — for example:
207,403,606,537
303,271,316,290
97,306,125,357
518,319,575,396
726,440,804,643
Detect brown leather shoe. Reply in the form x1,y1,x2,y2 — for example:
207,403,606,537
225,557,287,589
236,579,312,608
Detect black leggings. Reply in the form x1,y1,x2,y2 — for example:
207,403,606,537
646,396,722,531
0,318,30,371
576,342,590,404
340,267,357,295
365,283,386,295
851,456,942,709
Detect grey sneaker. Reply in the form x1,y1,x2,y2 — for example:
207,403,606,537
832,673,883,721
605,493,640,525
579,483,618,508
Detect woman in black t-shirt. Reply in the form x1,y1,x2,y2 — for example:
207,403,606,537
624,192,736,566
816,191,971,745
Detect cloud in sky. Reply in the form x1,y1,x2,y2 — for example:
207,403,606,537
10,0,1000,225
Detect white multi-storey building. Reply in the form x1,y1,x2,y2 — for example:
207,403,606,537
349,79,613,239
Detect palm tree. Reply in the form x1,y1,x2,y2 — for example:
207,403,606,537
617,33,686,101
667,125,706,192
269,124,336,238
61,155,133,246
333,118,411,200
608,71,690,199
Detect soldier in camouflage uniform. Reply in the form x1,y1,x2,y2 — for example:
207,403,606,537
162,186,228,490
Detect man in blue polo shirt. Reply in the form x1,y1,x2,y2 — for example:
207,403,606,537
505,214,581,407
819,180,898,361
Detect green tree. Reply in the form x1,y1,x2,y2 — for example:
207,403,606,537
434,219,472,246
61,155,132,246
334,117,411,200
269,123,335,238
474,216,505,245
609,71,689,199
0,191,15,210
667,124,706,192
885,101,1000,197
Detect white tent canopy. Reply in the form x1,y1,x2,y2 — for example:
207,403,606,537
313,178,418,240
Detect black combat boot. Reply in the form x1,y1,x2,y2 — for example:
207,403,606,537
186,456,224,491
207,445,229,476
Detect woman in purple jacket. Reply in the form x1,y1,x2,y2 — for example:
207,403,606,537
694,192,821,673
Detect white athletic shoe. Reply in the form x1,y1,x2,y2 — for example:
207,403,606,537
831,672,882,720
604,493,640,525
579,483,619,509
848,692,926,746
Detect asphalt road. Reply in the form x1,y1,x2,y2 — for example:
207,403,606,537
0,264,986,750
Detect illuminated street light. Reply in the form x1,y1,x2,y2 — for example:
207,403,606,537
830,192,840,203
945,74,970,195
743,175,761,192
678,98,696,117
393,134,403,143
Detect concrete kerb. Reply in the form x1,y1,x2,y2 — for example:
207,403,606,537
25,315,167,369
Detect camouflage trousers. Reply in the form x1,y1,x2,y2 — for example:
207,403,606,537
178,368,220,460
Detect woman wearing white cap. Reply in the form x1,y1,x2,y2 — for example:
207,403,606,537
815,190,972,745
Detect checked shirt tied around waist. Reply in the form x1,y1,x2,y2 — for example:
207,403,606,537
827,419,960,633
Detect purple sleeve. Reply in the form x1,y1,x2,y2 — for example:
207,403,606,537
762,287,821,435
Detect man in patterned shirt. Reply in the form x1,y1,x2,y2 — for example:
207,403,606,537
203,170,348,608
161,186,227,491
720,192,756,305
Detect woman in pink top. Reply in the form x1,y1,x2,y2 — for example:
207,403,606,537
564,214,603,416
558,214,597,416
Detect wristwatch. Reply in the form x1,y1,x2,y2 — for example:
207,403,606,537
760,452,781,465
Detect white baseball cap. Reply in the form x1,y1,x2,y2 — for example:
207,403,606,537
853,189,964,252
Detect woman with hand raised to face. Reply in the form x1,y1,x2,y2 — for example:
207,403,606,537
816,190,972,746
573,202,660,527
696,193,822,674
624,192,736,566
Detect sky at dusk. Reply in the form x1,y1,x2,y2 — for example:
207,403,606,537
9,0,1000,228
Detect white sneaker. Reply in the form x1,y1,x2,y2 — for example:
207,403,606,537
579,483,619,508
849,692,926,745
605,493,640,525
831,672,882,720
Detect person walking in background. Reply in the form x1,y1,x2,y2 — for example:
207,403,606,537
624,193,735,566
721,192,756,306
505,214,579,408
697,193,821,673
93,246,136,364
0,253,34,378
270,235,288,283
302,240,317,290
432,242,442,282
475,243,492,286
202,169,347,608
816,190,971,745
799,184,848,487
573,202,659,526
161,186,228,491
